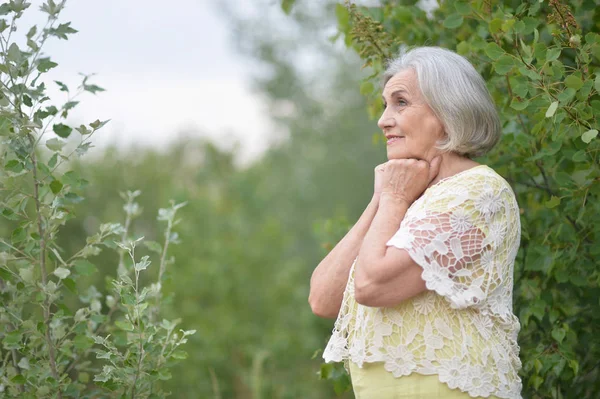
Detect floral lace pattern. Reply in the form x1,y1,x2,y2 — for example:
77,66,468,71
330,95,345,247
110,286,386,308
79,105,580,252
323,166,523,399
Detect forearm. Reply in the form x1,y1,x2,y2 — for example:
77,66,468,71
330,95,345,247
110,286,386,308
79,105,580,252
309,196,380,318
356,193,410,283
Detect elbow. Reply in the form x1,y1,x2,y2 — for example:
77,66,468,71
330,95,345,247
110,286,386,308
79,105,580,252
353,277,380,307
308,293,339,319
353,257,385,307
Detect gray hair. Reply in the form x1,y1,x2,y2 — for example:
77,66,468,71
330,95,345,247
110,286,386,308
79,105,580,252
383,46,501,157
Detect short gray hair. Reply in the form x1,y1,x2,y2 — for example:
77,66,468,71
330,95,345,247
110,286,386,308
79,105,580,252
383,46,501,157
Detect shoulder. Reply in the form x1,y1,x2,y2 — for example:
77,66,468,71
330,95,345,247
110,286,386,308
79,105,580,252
411,166,520,225
425,165,516,204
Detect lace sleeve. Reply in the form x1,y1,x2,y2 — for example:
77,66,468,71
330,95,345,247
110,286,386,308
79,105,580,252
386,177,518,310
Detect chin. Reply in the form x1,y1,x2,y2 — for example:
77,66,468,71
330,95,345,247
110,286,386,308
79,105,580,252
386,148,411,160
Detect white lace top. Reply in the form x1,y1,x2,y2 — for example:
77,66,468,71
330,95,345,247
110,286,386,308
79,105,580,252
323,165,523,398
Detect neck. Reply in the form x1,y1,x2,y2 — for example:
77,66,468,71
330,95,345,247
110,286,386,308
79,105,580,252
428,152,478,187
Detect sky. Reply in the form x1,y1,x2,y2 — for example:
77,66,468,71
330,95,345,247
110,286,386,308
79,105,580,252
21,0,272,163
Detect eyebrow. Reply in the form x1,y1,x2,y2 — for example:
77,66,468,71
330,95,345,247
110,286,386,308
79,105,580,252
382,89,409,102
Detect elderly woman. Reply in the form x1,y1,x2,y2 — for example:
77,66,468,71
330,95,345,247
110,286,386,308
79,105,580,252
309,47,522,398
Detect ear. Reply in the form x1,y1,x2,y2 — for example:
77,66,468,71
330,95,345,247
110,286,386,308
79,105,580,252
428,156,442,182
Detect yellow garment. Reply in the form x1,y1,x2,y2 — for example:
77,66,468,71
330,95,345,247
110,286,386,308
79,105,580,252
323,166,523,398
349,362,500,399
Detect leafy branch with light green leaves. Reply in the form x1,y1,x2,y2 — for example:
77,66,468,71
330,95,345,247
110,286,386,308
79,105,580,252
0,1,194,397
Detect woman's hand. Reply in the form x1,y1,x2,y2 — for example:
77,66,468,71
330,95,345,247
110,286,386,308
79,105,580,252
373,163,387,200
381,156,442,205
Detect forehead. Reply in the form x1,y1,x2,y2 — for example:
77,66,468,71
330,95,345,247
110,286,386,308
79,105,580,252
382,69,419,97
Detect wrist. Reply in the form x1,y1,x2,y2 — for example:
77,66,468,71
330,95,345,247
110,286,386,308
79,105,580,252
379,192,411,208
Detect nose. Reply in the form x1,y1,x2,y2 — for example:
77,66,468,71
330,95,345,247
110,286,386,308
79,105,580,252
377,110,395,131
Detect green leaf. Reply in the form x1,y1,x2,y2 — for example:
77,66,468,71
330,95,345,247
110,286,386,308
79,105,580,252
572,150,587,162
581,129,598,143
0,94,9,107
46,105,58,115
565,75,583,90
545,196,561,208
134,255,151,271
546,48,561,62
22,94,32,107
360,81,374,96
281,0,295,15
73,259,97,276
7,43,21,62
595,74,600,93
37,57,58,72
569,360,579,375
158,369,172,381
53,123,72,138
63,100,79,111
0,266,13,281
75,124,91,135
63,192,84,204
545,101,559,118
522,17,539,35
510,98,529,111
494,55,514,75
89,119,110,130
73,335,94,350
485,42,504,60
11,375,26,384
83,84,105,94
443,13,463,29
454,1,471,15
26,25,37,39
335,3,349,32
63,277,77,293
11,227,26,243
1,208,18,220
489,18,503,34
49,22,78,40
19,266,34,284
46,137,65,151
456,41,469,55
55,80,69,92
557,88,576,103
170,350,188,360
50,179,63,194
551,327,566,344
53,267,70,279
115,320,134,331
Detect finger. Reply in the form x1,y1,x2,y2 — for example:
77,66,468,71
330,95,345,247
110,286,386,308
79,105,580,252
428,156,442,182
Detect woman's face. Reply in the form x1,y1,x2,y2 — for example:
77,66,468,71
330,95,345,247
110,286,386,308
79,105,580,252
378,69,445,161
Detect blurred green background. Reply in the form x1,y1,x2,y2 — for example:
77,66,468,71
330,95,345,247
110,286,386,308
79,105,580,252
55,1,379,397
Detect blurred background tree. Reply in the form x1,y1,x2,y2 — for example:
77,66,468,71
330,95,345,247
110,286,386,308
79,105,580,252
56,0,383,397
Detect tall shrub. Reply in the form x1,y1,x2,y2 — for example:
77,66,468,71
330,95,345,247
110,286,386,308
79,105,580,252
0,2,193,397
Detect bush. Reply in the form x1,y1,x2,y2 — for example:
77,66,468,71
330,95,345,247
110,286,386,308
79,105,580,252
0,2,193,397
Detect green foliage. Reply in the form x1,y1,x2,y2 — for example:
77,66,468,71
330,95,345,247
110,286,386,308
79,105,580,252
0,2,192,397
325,0,600,397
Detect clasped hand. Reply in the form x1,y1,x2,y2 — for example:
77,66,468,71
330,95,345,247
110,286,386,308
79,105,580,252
374,157,442,206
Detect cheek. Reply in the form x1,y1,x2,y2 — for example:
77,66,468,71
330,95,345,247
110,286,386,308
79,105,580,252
421,116,444,142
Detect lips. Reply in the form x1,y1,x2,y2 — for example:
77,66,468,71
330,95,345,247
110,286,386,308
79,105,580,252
386,136,404,145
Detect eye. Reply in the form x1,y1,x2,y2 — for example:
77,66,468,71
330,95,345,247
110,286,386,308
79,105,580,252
397,98,407,106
